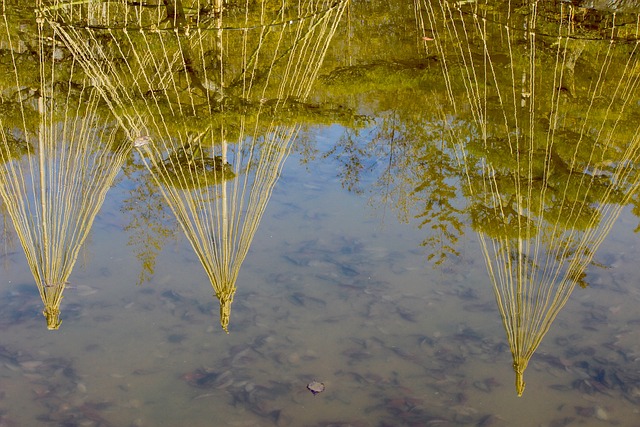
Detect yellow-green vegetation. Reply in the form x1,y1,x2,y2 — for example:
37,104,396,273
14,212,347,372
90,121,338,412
320,58,439,93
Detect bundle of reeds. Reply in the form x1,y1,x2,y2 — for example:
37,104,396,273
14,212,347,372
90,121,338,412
421,0,640,395
38,0,350,331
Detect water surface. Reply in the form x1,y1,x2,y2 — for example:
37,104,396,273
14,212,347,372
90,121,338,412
1,1,640,426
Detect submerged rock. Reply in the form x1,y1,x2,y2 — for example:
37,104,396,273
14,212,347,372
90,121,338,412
307,381,325,395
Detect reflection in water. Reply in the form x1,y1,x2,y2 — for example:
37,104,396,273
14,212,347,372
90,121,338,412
0,14,131,329
422,1,640,394
40,0,350,331
2,2,640,425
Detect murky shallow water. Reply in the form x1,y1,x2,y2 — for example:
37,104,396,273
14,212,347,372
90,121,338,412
0,125,639,427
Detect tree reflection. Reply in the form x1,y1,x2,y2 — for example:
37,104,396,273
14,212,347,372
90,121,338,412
40,0,352,331
0,11,131,329
422,0,640,395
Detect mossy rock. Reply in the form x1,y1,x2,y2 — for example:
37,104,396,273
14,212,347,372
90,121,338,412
159,144,236,189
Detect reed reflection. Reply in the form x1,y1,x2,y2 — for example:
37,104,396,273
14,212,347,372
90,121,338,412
422,0,640,395
40,0,350,331
0,11,131,329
